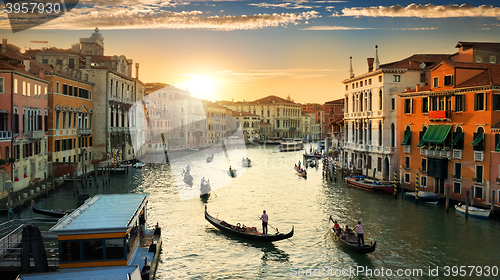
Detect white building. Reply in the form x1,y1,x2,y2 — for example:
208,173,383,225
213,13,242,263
342,47,449,180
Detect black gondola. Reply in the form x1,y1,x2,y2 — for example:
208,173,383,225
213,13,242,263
329,217,376,254
31,202,70,218
205,206,294,242
206,156,214,163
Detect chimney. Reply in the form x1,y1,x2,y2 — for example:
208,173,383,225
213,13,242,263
23,59,31,72
86,55,91,69
349,56,354,78
367,58,374,72
375,45,380,70
416,84,420,92
135,63,139,79
2,38,6,53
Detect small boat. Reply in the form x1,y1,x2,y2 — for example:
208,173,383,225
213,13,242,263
455,203,491,219
31,201,70,218
345,175,393,193
189,147,199,151
183,173,193,185
228,169,237,177
242,158,252,167
206,156,214,163
404,191,440,204
200,182,212,198
205,206,294,242
329,216,376,254
307,159,316,168
133,162,145,169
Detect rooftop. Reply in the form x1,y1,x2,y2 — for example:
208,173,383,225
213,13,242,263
50,194,148,234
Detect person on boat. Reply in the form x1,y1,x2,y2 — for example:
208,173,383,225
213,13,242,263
353,221,365,246
186,164,191,174
242,157,245,162
260,210,268,234
201,177,206,187
229,166,232,172
333,220,340,232
298,161,301,169
344,225,352,235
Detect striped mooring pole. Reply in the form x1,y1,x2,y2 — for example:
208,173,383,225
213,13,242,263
415,172,419,203
393,170,397,196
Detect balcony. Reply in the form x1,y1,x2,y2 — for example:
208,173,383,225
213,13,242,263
404,145,410,154
77,128,92,135
0,131,12,140
421,148,451,159
428,110,451,121
26,130,43,140
452,149,462,160
474,151,484,162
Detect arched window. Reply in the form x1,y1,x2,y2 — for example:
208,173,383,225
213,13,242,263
391,123,395,147
379,89,383,110
378,122,382,146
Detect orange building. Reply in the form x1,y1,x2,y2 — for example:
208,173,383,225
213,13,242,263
399,60,500,208
45,72,94,171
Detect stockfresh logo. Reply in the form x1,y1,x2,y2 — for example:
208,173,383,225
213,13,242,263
4,0,79,33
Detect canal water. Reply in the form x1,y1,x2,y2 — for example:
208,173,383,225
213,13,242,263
4,144,500,279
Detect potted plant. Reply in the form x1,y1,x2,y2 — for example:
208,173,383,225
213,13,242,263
429,146,435,150
435,146,442,151
421,146,427,149
472,177,478,182
444,147,450,151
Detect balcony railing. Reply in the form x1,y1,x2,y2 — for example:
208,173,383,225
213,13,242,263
0,131,12,140
421,149,451,159
474,151,484,162
26,130,43,140
404,145,410,154
452,149,462,160
77,128,92,135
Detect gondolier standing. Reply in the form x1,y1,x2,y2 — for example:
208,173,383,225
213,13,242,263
260,210,268,234
353,221,364,246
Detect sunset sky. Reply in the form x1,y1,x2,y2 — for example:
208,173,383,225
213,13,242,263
1,1,500,104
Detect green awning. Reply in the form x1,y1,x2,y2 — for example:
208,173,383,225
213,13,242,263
471,133,483,146
417,140,425,148
418,125,452,145
496,140,500,152
401,132,410,146
451,132,463,145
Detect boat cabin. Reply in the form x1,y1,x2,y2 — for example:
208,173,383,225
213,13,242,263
49,194,160,274
279,141,303,152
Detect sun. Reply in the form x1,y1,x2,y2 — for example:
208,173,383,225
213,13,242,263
173,75,218,100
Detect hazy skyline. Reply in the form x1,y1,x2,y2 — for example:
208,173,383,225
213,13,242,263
1,1,500,103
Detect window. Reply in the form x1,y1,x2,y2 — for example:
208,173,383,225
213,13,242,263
474,186,484,199
491,56,496,64
421,158,427,172
494,94,500,110
55,140,60,152
360,81,363,87
476,56,482,63
61,241,81,262
420,73,425,82
68,58,75,69
377,157,382,171
422,97,428,113
22,81,26,95
455,95,465,111
56,59,62,65
42,58,48,64
391,98,395,110
345,85,348,91
454,162,461,179
0,77,3,93
421,176,427,187
55,111,60,129
404,156,410,169
378,76,382,83
475,165,483,183
404,98,412,114
433,77,438,88
473,127,484,151
369,79,372,85
13,78,18,94
105,239,125,260
474,92,485,111
453,182,461,194
393,75,401,82
63,84,68,95
404,173,410,183
56,82,60,94
444,75,453,86
379,90,382,110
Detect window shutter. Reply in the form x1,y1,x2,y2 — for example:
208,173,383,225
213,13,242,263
474,94,478,110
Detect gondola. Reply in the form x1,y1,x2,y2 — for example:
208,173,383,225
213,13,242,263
329,217,376,254
205,206,294,242
294,166,307,178
200,182,212,198
206,156,214,163
242,158,252,167
228,169,237,177
345,175,393,193
31,201,70,218
183,174,193,185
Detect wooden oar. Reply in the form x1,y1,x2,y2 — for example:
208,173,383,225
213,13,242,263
257,216,295,245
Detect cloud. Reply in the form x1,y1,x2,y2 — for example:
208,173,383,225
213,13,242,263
249,0,318,10
301,26,378,30
31,9,320,30
389,27,438,30
340,4,500,18
216,68,334,80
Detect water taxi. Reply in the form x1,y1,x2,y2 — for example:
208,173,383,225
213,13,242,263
279,141,303,152
48,194,161,279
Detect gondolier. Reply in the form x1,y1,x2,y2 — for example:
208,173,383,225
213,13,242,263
260,210,268,234
353,221,364,246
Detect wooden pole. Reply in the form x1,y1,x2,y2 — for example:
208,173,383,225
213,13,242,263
74,171,78,194
465,190,469,218
445,187,450,212
101,165,106,186
51,168,55,193
94,164,99,188
491,190,495,215
44,172,47,197
84,164,87,188
471,186,474,207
